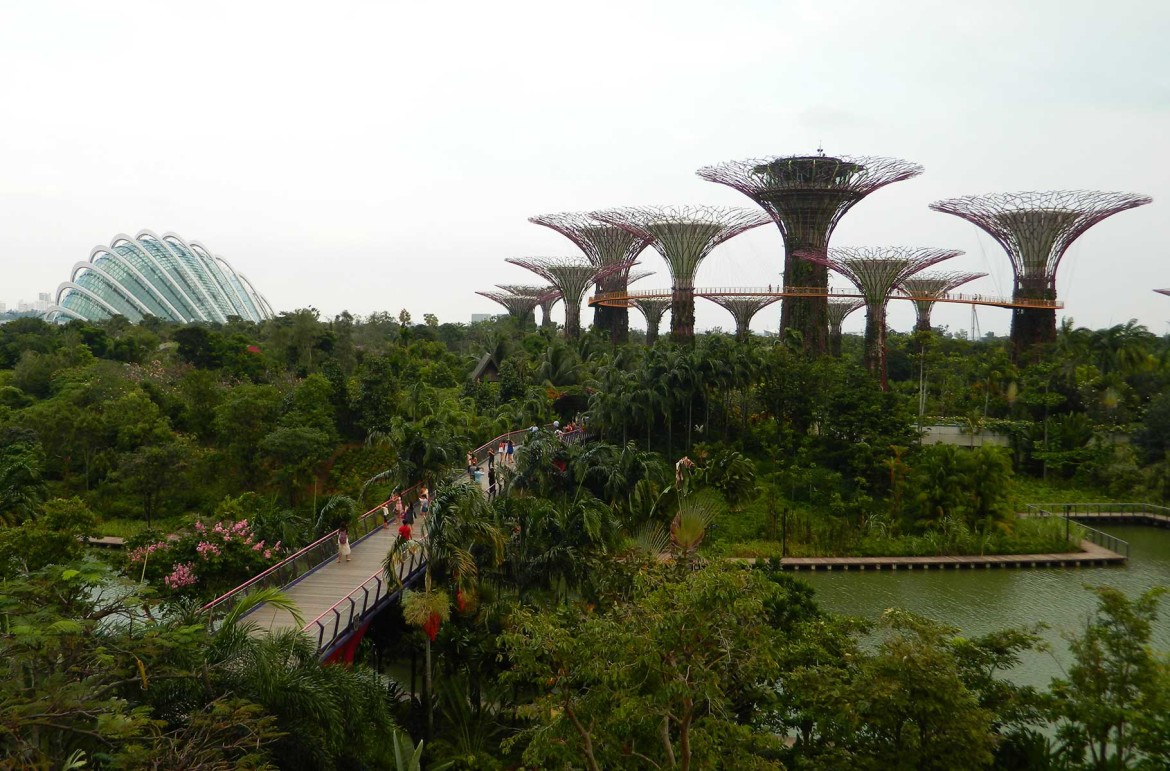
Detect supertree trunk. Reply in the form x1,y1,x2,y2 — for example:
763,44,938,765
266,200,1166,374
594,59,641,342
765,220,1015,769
671,284,695,343
1012,276,1058,356
865,302,889,390
782,253,830,352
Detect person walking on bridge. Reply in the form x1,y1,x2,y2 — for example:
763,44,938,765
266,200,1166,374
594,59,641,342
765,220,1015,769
337,526,351,563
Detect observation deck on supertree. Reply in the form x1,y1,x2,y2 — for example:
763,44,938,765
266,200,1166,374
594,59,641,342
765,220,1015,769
591,205,770,343
505,258,633,339
803,247,961,389
700,295,781,342
697,153,923,355
475,290,540,328
496,284,561,329
897,272,987,333
930,190,1152,354
826,298,864,358
530,212,653,344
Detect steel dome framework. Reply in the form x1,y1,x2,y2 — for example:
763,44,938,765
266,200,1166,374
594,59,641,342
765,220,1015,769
45,230,273,324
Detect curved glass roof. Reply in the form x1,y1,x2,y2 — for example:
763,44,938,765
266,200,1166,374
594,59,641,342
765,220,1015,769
45,230,274,324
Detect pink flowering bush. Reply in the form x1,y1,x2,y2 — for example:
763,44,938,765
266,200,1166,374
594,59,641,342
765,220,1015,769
126,517,284,600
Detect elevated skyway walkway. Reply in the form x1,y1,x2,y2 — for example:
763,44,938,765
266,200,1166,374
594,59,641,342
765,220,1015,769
589,286,1063,310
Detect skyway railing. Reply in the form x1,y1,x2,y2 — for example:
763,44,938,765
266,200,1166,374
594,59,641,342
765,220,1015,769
1024,503,1133,559
589,286,1063,310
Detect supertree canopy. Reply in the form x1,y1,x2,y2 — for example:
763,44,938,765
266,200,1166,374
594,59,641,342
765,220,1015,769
505,257,631,339
497,284,561,329
476,290,539,328
530,212,653,343
897,271,987,333
701,295,780,342
826,298,865,357
805,247,960,389
930,190,1152,352
697,154,923,354
630,297,672,345
592,205,770,343
1156,289,1170,298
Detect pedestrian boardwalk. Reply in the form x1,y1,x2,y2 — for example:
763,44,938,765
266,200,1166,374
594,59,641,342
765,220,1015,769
774,539,1125,571
247,518,428,635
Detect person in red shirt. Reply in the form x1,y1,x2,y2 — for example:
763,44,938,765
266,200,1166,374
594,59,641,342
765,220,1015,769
398,522,412,541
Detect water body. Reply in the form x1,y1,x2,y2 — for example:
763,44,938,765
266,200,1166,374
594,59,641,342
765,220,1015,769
799,525,1170,689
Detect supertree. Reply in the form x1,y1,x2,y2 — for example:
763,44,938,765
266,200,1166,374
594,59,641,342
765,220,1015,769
897,271,987,333
701,295,781,342
475,290,539,328
592,205,770,344
826,298,864,357
803,247,961,389
630,297,672,345
530,212,654,344
697,153,923,354
930,191,1152,354
1156,289,1170,298
497,284,561,329
505,258,632,339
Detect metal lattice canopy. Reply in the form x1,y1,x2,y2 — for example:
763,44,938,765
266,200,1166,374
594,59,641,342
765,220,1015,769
529,212,653,275
810,247,963,306
496,284,561,303
826,298,865,332
505,257,633,338
1156,289,1170,298
897,271,987,331
476,291,541,321
929,191,1152,282
592,205,769,341
631,297,672,345
806,247,962,388
702,295,781,340
696,153,923,353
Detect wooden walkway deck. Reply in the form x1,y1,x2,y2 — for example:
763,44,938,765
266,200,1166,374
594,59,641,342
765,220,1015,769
774,539,1125,571
1065,511,1170,528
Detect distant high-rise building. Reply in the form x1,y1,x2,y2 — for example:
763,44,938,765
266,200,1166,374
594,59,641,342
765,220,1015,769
470,313,494,323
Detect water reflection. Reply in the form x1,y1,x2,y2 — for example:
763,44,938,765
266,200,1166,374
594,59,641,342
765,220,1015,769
799,524,1170,688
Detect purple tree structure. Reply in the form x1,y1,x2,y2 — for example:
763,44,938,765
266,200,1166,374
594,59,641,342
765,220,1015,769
826,298,865,357
476,290,539,328
897,271,987,333
1156,289,1170,298
505,257,632,339
930,191,1152,353
701,295,781,342
497,284,561,329
631,297,671,345
805,247,961,389
530,212,654,344
697,154,923,354
592,205,770,344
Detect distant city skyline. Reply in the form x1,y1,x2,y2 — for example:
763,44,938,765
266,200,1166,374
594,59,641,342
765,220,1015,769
2,1,1166,337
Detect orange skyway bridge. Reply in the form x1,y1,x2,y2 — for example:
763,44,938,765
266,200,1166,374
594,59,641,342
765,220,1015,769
588,286,1063,310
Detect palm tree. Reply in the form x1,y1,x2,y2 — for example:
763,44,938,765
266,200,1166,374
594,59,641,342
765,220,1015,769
383,481,504,741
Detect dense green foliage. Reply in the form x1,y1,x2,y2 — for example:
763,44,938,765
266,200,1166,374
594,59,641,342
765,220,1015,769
3,309,1170,767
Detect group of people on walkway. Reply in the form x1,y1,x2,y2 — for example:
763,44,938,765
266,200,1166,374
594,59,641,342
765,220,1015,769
336,486,428,564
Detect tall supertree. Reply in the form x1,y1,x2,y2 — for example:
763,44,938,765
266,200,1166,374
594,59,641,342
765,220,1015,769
897,271,987,333
803,247,961,389
930,191,1152,353
826,298,864,357
476,290,539,328
631,297,671,345
592,205,770,344
530,212,654,344
701,295,780,342
697,154,924,354
505,258,632,339
497,284,561,329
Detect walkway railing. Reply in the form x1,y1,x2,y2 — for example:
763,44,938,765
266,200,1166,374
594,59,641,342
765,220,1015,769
589,286,1063,310
304,545,427,654
1025,504,1133,559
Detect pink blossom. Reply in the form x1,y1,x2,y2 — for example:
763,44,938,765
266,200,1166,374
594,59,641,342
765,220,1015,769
252,543,263,552
263,550,272,559
164,562,197,589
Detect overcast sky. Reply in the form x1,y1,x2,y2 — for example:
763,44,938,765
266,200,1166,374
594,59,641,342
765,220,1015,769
2,0,1167,338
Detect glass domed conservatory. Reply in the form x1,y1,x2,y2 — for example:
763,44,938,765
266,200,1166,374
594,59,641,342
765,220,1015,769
44,230,274,324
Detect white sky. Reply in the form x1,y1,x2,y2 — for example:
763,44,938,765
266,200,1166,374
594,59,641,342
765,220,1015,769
1,0,1167,337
